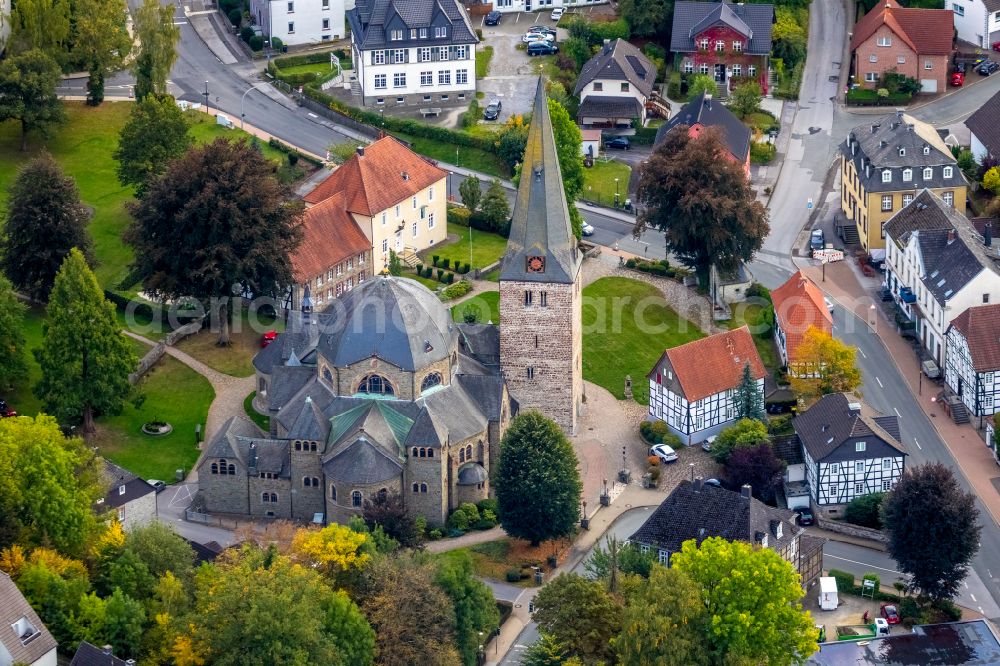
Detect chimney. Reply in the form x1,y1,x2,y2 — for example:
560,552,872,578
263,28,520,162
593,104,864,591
401,171,409,181
948,229,956,245
986,222,993,248
103,646,113,655
848,401,862,413
740,484,751,499
356,145,365,157
693,476,703,492
603,38,611,52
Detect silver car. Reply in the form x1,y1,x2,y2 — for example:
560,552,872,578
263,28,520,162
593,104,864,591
649,444,678,463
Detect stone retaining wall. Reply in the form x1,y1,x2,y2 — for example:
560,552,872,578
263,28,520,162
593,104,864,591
816,516,889,544
129,319,205,384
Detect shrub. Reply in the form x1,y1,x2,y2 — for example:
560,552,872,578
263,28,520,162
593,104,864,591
448,206,472,227
649,466,661,482
432,255,440,266
845,492,885,529
505,568,522,583
750,142,776,165
862,573,881,595
477,498,498,514
249,34,264,51
415,263,423,275
446,528,464,538
766,414,793,434
287,151,299,166
447,510,470,532
442,258,451,269
436,268,444,280
270,36,283,51
423,267,434,279
240,26,254,42
228,8,242,26
900,596,923,625
428,528,443,540
445,273,455,284
440,280,473,300
931,598,962,622
745,282,771,301
463,262,471,274
646,455,660,467
625,258,637,268
828,569,855,595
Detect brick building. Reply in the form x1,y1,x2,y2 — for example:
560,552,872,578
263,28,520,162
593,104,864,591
654,91,752,175
670,0,774,97
850,0,954,93
499,80,583,434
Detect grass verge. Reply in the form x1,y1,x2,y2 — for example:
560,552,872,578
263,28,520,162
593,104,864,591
476,46,494,79
244,391,270,432
583,277,704,404
173,309,283,378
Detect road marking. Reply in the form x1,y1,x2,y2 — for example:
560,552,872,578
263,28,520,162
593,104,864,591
894,408,901,417
971,593,977,602
308,112,318,118
858,348,867,358
876,376,883,388
825,554,904,577
965,581,969,589
914,439,922,450
172,20,188,24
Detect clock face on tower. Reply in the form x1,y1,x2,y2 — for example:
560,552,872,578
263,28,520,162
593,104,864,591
526,255,546,273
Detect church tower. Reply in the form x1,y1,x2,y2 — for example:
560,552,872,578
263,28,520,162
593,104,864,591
499,79,583,434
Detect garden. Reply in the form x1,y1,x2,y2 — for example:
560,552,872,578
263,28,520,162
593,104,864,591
581,159,632,208
452,291,499,324
582,277,704,404
436,536,570,588
422,222,508,273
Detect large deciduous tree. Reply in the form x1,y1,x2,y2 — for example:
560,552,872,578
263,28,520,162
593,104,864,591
131,0,181,100
0,275,29,389
635,126,769,275
531,573,621,664
0,49,66,150
547,98,584,238
710,417,768,464
124,521,197,581
724,443,786,503
34,249,136,433
362,489,421,549
71,0,132,105
788,326,861,403
8,0,72,59
113,94,192,196
495,411,582,547
0,416,103,555
882,462,981,600
613,566,708,666
670,537,817,665
434,551,501,666
125,138,304,345
618,0,672,38
2,152,92,300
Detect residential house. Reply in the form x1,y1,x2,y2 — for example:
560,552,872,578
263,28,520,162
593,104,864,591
654,91,751,175
290,191,373,312
647,326,766,444
770,271,833,372
574,39,656,128
884,189,1000,366
793,393,906,516
629,479,825,587
70,642,130,666
772,433,809,511
965,89,1000,164
347,0,477,108
945,303,1000,418
302,137,447,273
100,460,156,531
808,619,1000,665
249,0,345,47
951,0,1000,49
850,0,953,93
0,572,57,666
670,0,774,97
840,110,967,253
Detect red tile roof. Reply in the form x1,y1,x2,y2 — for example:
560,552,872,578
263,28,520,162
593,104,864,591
949,304,1000,373
302,136,447,214
850,0,954,55
651,326,766,402
291,191,372,282
771,271,833,364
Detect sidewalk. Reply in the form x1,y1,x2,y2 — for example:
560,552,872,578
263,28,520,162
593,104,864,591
796,258,1000,529
483,485,664,666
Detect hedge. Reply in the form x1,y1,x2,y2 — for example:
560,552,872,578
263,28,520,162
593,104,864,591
827,568,900,603
845,88,912,107
267,137,323,166
103,291,203,329
440,280,473,300
447,206,472,226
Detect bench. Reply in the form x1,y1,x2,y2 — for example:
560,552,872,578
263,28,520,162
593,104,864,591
420,107,442,118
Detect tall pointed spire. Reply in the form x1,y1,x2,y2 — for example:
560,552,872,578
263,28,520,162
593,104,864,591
499,78,580,284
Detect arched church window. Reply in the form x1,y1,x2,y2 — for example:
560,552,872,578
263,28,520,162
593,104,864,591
357,374,394,395
421,372,442,392
351,491,362,507
330,485,337,501
459,448,465,463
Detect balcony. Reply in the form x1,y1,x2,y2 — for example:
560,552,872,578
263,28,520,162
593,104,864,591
899,287,917,304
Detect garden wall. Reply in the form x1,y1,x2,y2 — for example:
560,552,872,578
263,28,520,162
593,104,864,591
129,319,205,385
816,515,888,545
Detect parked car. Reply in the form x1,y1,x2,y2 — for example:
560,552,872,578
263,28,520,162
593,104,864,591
522,31,555,43
528,25,556,35
797,508,815,526
261,330,277,347
649,444,678,464
484,10,501,25
526,41,558,56
954,62,967,74
550,7,564,20
147,479,167,493
810,228,825,251
994,41,1000,52
0,399,16,418
701,435,716,453
881,603,900,625
978,60,1000,76
581,222,594,236
604,137,630,150
951,71,966,87
483,98,502,121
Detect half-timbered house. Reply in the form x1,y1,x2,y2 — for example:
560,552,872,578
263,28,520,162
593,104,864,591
945,303,1000,418
647,327,765,444
793,393,906,517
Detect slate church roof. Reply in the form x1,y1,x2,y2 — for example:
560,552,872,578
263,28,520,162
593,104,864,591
500,79,581,285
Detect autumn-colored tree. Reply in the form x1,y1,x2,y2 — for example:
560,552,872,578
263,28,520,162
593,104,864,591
788,326,862,403
290,522,370,581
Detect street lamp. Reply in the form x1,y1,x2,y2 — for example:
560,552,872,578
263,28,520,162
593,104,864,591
614,177,620,208
240,82,272,130
204,81,210,112
869,304,877,334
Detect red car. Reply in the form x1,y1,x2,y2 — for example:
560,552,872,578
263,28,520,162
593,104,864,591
881,603,900,625
260,330,277,348
0,399,17,418
951,71,966,87
993,41,1000,52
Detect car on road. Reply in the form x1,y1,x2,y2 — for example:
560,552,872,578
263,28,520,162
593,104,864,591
951,70,965,86
0,399,15,418
483,98,502,121
604,137,630,150
550,7,564,20
881,603,900,624
522,31,555,43
581,222,594,236
796,508,815,526
810,228,825,251
977,60,1000,76
649,443,678,464
526,41,558,56
147,479,167,493
484,10,501,25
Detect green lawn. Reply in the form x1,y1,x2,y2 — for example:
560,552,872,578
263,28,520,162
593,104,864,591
726,303,780,371
390,132,507,178
451,291,499,324
742,110,779,133
582,159,631,208
583,277,704,404
173,308,284,377
403,269,444,291
476,46,494,79
244,391,270,432
425,223,508,270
